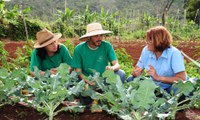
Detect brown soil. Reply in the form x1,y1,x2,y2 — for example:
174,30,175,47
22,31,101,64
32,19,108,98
3,38,200,63
0,104,117,120
1,38,200,120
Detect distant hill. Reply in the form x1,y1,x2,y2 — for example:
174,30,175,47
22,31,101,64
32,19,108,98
5,0,186,21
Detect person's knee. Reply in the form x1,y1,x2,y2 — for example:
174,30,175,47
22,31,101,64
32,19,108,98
127,76,134,82
115,69,126,83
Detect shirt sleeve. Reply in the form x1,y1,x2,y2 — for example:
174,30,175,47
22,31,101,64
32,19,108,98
171,50,185,73
107,42,117,62
61,44,72,66
30,49,41,71
71,46,82,69
136,46,148,68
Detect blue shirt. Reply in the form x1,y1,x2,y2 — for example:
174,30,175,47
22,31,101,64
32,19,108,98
137,45,185,89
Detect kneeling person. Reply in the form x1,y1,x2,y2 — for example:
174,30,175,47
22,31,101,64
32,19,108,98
72,22,126,85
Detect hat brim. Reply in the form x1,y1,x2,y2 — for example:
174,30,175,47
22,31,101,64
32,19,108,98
79,30,112,40
34,33,62,48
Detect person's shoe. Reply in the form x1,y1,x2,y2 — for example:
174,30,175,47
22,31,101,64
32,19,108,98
90,100,102,113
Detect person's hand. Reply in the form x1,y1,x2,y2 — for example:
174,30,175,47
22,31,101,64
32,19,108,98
132,67,143,76
40,71,45,75
85,79,96,86
146,65,160,81
50,68,57,74
106,66,114,71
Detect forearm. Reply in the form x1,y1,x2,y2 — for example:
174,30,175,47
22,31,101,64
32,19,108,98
30,71,45,77
75,68,88,81
76,70,95,85
108,60,120,71
132,66,143,77
155,72,186,84
157,76,184,84
112,63,120,71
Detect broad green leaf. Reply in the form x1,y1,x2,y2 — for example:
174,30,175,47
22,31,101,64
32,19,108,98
131,79,157,110
172,80,194,96
154,98,167,108
49,88,68,100
92,72,106,90
69,80,85,96
57,63,70,77
103,92,119,108
0,68,9,78
116,78,126,102
102,70,118,84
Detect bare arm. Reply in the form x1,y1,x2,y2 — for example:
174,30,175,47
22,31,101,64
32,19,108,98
106,60,120,71
30,71,45,77
147,65,186,84
30,66,73,77
131,66,144,77
75,68,95,85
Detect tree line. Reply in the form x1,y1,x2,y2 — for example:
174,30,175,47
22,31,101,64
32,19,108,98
4,0,200,24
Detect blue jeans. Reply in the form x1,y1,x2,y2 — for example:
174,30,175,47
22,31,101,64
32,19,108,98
127,75,136,82
115,69,126,83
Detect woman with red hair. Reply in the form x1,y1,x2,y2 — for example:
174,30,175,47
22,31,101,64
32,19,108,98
127,26,186,92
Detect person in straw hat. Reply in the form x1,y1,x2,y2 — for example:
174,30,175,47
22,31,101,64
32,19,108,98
71,22,126,85
30,29,72,76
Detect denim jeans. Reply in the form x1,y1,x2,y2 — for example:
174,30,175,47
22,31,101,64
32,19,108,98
114,69,126,83
127,75,136,82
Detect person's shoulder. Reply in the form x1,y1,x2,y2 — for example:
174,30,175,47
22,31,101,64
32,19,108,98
142,45,149,52
168,46,181,52
101,40,112,46
75,41,86,49
59,43,65,48
102,40,111,44
32,49,37,54
59,43,68,51
167,46,182,55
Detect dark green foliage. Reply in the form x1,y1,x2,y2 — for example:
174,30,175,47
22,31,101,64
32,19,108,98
115,48,134,76
186,0,200,24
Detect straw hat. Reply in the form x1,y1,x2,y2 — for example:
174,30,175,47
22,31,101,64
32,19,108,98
79,22,112,40
34,29,62,48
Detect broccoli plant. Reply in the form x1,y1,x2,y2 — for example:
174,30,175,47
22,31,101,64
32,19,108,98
22,63,85,120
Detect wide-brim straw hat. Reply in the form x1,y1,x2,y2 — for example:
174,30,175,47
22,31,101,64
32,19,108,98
79,22,112,40
34,29,62,48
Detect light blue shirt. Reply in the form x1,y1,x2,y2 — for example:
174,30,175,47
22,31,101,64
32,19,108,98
137,45,185,89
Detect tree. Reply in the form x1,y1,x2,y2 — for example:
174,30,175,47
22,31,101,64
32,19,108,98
186,0,200,25
162,0,175,26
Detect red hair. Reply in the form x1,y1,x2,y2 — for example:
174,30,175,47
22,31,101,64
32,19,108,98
146,26,172,52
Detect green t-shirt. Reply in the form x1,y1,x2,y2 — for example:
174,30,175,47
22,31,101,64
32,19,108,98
30,44,72,71
71,40,117,76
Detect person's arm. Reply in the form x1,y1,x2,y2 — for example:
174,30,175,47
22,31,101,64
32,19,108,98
106,60,120,71
30,71,45,77
61,44,73,66
147,65,186,84
131,66,144,77
30,49,45,77
130,46,148,77
75,68,95,85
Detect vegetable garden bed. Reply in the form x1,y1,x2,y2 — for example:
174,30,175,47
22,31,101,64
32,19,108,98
0,104,199,120
0,38,200,120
